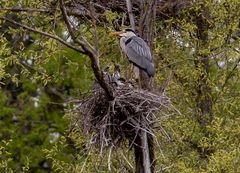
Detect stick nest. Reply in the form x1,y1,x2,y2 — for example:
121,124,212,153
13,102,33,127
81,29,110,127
71,82,171,149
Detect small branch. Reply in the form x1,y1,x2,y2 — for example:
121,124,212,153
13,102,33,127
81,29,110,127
89,2,100,60
0,7,100,21
108,145,113,171
80,149,91,173
213,47,240,104
0,7,50,13
0,17,85,54
220,57,240,91
120,151,134,169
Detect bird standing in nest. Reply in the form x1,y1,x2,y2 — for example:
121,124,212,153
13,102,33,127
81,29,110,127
110,28,155,81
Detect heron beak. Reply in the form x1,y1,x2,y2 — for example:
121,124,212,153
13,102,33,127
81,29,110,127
110,31,124,36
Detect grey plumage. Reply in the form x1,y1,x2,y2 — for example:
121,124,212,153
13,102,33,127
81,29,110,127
118,29,155,77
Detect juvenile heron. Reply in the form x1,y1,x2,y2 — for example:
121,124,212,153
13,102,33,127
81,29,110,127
111,28,155,77
112,64,126,87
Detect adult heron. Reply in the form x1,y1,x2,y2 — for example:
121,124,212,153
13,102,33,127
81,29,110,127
111,28,155,78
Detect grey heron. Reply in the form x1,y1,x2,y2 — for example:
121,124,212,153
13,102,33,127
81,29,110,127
111,28,155,78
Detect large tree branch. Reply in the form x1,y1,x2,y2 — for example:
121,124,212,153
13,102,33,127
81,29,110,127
59,0,114,100
59,0,96,57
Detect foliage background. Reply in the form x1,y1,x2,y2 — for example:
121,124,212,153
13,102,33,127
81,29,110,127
0,0,240,172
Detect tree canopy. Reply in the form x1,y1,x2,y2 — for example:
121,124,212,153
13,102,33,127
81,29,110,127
0,0,240,172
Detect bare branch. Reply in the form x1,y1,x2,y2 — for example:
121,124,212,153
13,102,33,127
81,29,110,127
0,17,85,54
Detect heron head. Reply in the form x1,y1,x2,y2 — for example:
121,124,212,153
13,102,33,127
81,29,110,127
110,28,136,37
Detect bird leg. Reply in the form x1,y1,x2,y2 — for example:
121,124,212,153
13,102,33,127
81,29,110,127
127,63,132,80
133,66,141,87
133,66,139,81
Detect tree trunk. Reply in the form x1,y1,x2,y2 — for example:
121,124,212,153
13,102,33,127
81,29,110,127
195,11,213,126
133,1,157,173
134,135,144,173
192,7,213,158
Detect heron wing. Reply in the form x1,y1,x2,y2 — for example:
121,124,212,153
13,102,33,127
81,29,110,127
125,36,155,76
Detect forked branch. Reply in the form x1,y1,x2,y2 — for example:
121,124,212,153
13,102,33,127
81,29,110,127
59,0,114,100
